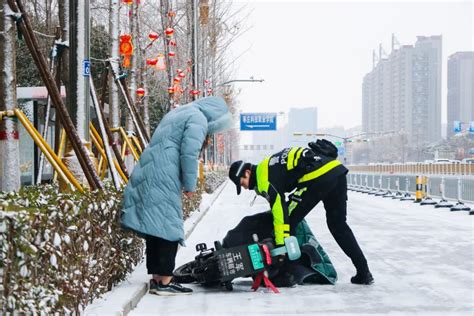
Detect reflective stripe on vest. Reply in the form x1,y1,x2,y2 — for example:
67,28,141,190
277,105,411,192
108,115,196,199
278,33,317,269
256,157,270,193
297,160,342,183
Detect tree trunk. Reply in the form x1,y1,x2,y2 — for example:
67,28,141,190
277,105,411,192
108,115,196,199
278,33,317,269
0,0,21,192
108,0,120,142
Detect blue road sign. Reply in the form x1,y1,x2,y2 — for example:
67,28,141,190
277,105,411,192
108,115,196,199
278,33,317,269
82,59,90,77
240,113,277,131
469,121,474,133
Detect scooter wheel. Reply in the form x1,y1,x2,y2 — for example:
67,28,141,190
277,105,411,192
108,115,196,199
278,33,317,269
173,261,197,284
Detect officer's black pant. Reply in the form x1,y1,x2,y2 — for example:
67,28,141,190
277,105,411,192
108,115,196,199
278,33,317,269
289,174,369,273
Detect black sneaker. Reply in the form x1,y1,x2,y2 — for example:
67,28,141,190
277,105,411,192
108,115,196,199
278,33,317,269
149,279,193,296
351,271,374,285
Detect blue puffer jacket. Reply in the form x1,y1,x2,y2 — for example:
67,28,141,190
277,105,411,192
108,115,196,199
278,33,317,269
121,96,232,243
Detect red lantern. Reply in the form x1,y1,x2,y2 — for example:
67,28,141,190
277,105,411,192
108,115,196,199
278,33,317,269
122,0,133,4
176,68,183,74
146,58,158,66
190,89,200,96
168,86,175,94
167,11,176,18
148,32,159,41
169,39,177,47
204,79,210,85
168,51,176,57
178,72,186,78
207,88,213,95
119,34,133,68
173,77,181,84
165,28,174,37
136,88,145,97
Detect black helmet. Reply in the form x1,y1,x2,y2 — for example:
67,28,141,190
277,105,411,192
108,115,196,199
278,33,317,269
228,160,252,195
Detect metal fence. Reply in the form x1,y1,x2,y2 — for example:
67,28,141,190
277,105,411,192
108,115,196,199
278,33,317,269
347,173,474,203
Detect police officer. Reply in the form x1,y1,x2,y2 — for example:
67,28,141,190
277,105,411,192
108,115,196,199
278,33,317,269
228,140,374,284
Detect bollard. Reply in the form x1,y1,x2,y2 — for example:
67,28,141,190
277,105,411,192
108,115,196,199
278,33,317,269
420,176,437,205
435,177,453,208
414,176,423,203
450,177,471,212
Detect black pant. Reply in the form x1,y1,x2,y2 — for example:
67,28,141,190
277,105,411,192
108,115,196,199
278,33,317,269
145,235,179,276
289,174,369,273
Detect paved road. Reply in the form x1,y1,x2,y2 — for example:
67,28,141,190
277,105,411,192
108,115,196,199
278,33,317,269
130,181,474,315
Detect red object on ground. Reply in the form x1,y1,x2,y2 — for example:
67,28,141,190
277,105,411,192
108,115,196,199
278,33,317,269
251,271,279,294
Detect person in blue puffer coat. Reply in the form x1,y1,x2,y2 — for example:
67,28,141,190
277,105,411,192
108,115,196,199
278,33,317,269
121,96,233,296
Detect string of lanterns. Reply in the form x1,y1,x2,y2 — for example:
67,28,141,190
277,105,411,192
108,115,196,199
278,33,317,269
119,0,212,102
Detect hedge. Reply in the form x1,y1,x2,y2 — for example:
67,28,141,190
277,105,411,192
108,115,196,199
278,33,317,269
0,171,228,314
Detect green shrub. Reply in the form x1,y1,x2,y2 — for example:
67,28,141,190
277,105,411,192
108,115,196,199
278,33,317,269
0,184,144,314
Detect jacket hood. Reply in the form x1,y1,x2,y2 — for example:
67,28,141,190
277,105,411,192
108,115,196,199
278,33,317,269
193,96,233,134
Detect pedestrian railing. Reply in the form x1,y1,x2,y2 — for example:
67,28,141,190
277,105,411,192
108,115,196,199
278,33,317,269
348,163,474,176
347,172,474,211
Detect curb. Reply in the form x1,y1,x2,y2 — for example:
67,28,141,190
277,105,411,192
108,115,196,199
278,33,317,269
84,180,229,316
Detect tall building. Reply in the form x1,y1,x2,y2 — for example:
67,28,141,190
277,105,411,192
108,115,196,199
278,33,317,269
362,35,442,146
286,107,318,147
447,52,474,138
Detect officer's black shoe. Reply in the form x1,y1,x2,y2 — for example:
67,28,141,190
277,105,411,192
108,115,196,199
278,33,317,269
351,271,374,285
270,271,297,288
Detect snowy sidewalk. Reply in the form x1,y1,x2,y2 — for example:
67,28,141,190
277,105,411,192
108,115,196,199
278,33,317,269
84,182,228,316
130,182,473,315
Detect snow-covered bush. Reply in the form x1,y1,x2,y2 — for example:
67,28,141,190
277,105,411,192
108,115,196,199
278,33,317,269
204,170,228,194
0,184,144,314
181,170,227,217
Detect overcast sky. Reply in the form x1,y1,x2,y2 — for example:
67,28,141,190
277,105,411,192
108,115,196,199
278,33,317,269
230,0,473,130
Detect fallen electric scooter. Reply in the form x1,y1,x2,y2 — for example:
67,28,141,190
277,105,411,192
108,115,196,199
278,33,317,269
173,235,301,292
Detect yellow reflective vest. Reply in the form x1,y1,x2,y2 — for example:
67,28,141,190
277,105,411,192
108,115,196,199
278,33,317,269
255,147,347,245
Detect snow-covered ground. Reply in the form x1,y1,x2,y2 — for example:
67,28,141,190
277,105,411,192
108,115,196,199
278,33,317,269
130,181,474,315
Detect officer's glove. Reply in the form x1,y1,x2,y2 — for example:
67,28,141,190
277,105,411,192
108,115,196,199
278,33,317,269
308,139,338,159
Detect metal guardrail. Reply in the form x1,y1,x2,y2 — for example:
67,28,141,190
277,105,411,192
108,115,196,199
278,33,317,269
348,163,474,176
347,173,474,203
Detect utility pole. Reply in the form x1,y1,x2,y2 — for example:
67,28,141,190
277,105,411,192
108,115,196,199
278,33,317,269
0,0,20,192
63,0,96,186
